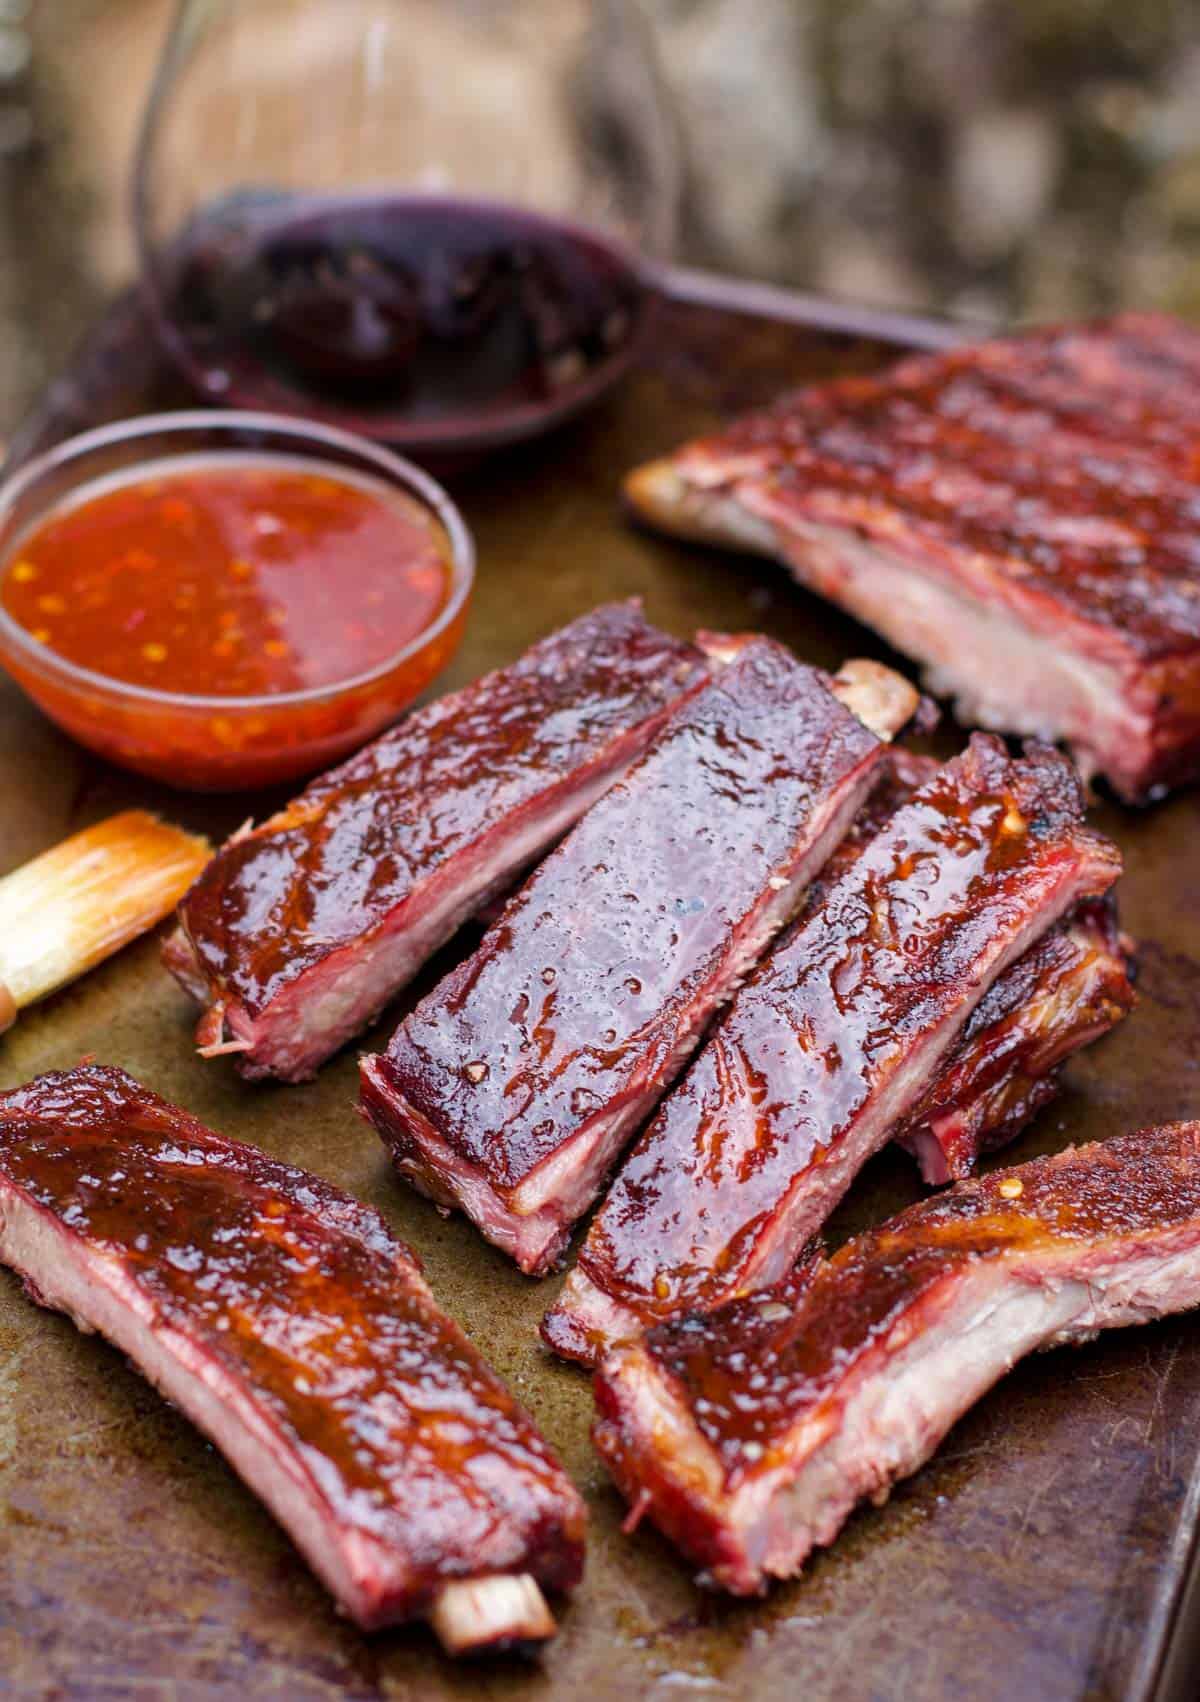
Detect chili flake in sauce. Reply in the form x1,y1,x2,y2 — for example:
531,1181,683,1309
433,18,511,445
0,454,452,697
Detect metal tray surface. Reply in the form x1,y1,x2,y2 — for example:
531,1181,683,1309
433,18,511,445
1,283,1198,1702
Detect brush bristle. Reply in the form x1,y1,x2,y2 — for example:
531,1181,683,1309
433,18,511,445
0,812,210,1013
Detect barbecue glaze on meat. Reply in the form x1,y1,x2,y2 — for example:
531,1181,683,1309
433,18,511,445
592,1123,1200,1595
896,897,1134,1183
542,735,1122,1364
625,313,1200,802
793,753,1137,1186
362,640,901,1275
0,1067,585,1649
166,602,709,1081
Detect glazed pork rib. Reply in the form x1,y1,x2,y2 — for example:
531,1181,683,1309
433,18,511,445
542,735,1122,1364
0,1066,585,1651
795,751,1136,1186
165,601,709,1082
592,1122,1200,1595
625,313,1200,802
896,897,1134,1184
362,641,916,1275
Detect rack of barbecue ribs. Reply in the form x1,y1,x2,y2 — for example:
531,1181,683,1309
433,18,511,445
591,1122,1200,1595
164,602,711,1082
360,638,920,1275
625,313,1200,802
0,1067,585,1653
542,735,1123,1365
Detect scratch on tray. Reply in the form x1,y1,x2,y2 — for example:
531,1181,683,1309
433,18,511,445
1073,1362,1132,1384
1102,1414,1144,1450
1007,1458,1069,1558
934,1438,999,1468
1143,1338,1181,1481
53,1414,134,1453
1144,1338,1178,1439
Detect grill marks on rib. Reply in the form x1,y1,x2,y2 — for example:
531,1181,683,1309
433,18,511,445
627,313,1200,800
0,1066,585,1637
361,639,888,1273
591,1123,1200,1595
680,318,1200,659
542,735,1122,1362
167,602,709,1080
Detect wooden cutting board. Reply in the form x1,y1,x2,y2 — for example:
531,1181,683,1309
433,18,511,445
1,277,1198,1702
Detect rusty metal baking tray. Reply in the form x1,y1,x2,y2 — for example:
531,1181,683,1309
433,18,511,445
1,274,1198,1702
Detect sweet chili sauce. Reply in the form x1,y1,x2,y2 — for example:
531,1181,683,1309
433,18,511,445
0,453,467,790
1,455,451,696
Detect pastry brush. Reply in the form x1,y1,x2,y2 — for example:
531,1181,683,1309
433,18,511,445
0,811,210,1033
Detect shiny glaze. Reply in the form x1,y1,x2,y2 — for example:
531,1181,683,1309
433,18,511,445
381,640,883,1191
681,313,1200,660
563,735,1121,1331
784,749,941,925
176,602,706,1016
0,1066,585,1599
791,757,1136,1180
898,897,1135,1178
6,270,1199,1702
631,1121,1200,1475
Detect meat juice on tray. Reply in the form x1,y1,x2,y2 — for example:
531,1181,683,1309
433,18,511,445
149,193,650,449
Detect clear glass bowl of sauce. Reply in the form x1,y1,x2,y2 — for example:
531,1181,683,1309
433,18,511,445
0,412,473,789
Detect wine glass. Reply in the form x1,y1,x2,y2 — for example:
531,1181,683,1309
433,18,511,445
132,0,680,457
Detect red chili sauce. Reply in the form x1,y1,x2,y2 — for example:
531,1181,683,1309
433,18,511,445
0,455,451,697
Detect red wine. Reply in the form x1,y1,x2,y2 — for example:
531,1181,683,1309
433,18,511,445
148,192,651,451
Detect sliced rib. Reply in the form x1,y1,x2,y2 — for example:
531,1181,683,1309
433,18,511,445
896,896,1135,1184
792,752,1137,1186
165,601,709,1082
625,313,1200,802
592,1122,1200,1595
542,735,1122,1364
361,640,912,1275
0,1066,585,1649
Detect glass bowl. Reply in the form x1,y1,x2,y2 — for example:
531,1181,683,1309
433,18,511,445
0,411,474,790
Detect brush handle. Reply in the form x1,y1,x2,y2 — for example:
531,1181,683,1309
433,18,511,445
0,980,15,1035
